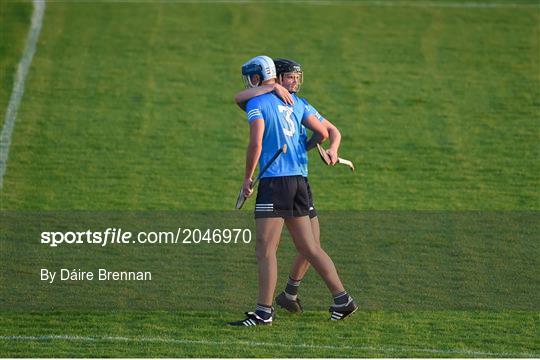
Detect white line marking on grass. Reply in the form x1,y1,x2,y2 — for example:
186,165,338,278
87,0,539,9
1,335,537,357
0,0,46,191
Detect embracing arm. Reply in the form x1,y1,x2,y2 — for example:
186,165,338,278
234,83,293,110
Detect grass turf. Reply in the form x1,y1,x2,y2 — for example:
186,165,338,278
0,1,538,210
0,1,539,357
1,311,538,357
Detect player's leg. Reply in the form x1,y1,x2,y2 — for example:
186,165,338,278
287,177,357,320
227,218,282,327
276,178,319,313
285,215,344,294
228,178,286,326
286,215,357,320
275,216,318,313
290,215,319,279
255,217,284,308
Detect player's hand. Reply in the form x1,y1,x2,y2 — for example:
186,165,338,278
242,178,254,198
273,83,294,105
327,148,338,165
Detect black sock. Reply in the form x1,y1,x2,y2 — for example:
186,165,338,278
333,291,351,306
255,304,273,320
285,276,301,299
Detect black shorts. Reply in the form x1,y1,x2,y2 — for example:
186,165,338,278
305,177,318,219
255,175,316,219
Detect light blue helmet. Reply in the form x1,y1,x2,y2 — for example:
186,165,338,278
241,55,276,88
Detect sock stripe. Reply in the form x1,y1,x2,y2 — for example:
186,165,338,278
287,276,302,286
256,304,272,313
285,276,302,296
333,297,353,307
333,291,350,305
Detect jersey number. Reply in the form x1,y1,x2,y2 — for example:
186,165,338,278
278,105,296,137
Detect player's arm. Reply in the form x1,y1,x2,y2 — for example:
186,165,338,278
320,119,341,164
305,117,341,164
243,119,264,197
301,99,330,151
234,83,293,110
302,114,328,147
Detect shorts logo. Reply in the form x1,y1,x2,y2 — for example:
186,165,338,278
255,203,274,212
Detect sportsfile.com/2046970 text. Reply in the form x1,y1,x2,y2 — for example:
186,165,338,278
40,228,252,247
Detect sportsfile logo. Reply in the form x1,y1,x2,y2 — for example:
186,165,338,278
41,228,132,247
40,228,252,247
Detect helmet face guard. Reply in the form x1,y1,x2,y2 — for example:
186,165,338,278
242,75,258,88
274,58,303,93
241,63,263,88
278,71,303,93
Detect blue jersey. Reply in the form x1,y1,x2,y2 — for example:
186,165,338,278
246,92,319,178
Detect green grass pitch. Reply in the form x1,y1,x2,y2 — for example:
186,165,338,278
0,0,539,357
